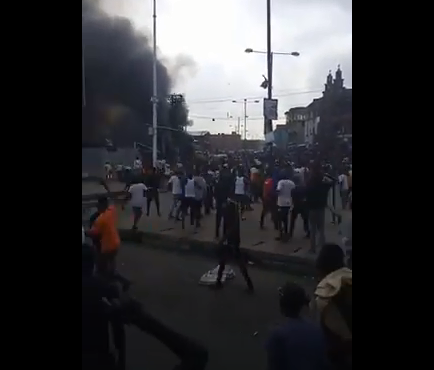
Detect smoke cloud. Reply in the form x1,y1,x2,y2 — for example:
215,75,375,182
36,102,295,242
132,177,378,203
82,0,191,147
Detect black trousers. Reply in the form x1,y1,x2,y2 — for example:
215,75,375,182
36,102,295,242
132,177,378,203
181,197,201,227
204,186,213,214
289,206,310,236
146,189,160,216
216,241,253,288
260,197,278,230
215,202,224,238
278,206,291,235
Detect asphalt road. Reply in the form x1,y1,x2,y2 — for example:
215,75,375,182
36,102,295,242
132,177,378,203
117,243,317,370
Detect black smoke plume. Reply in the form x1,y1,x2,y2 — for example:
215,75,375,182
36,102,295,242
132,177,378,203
82,0,192,159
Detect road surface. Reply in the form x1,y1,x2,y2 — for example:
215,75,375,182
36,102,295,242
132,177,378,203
117,243,316,370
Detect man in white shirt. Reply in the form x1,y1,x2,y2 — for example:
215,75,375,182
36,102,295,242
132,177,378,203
338,169,350,209
234,169,248,217
182,173,199,229
126,180,148,230
276,171,296,241
168,171,183,219
133,157,142,170
104,162,113,180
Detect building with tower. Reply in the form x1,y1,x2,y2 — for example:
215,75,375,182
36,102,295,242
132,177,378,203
318,66,352,142
281,66,351,146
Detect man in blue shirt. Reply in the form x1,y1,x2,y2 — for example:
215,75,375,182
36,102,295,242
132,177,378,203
265,282,330,370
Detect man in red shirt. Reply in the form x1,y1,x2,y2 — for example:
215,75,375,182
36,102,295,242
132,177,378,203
260,174,278,230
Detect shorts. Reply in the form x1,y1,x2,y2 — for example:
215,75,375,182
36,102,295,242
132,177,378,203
132,206,143,217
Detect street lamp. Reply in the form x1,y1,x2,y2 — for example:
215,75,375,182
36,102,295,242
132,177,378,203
245,47,299,136
232,99,260,140
245,48,299,57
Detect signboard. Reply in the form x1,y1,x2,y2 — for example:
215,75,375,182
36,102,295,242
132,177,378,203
263,98,278,120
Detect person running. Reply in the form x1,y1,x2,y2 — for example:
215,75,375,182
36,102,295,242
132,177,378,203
133,156,142,171
260,172,278,230
181,173,199,229
104,161,113,180
275,170,295,241
144,167,161,217
234,169,248,218
168,170,183,220
86,196,121,279
266,282,330,370
305,164,333,253
212,196,254,292
289,176,310,239
250,165,261,203
214,171,232,239
338,168,350,210
193,169,207,228
126,178,147,230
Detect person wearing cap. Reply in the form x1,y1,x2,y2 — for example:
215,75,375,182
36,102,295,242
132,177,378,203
312,243,352,370
266,282,329,370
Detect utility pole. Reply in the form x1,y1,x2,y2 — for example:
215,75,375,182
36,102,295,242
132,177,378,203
151,0,158,167
237,117,241,135
82,44,86,108
265,0,273,136
243,98,247,140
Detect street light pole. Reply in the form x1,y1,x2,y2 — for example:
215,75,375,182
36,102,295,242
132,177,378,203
152,0,158,167
243,98,247,140
232,99,260,140
266,0,272,135
82,44,86,108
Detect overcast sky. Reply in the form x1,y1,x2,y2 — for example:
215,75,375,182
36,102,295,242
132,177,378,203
101,0,352,139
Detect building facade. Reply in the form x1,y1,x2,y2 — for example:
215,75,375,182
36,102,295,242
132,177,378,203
285,66,352,146
273,124,289,150
208,132,242,152
317,67,352,141
285,107,307,145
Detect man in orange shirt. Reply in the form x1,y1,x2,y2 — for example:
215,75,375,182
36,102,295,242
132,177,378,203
87,196,121,277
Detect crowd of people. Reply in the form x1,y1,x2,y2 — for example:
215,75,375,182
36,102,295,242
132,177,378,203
122,155,352,253
82,204,352,370
82,147,352,370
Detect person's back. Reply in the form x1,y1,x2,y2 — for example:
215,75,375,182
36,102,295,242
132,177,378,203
184,177,196,198
193,175,206,200
128,182,147,207
266,319,329,370
263,177,273,200
266,282,329,370
306,174,331,210
291,184,307,209
92,206,120,253
234,175,245,195
223,200,240,245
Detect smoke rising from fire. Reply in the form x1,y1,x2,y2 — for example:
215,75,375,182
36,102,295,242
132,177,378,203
82,0,192,147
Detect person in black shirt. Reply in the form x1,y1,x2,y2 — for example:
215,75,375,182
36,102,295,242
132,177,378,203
289,177,310,239
213,172,232,238
305,164,333,253
145,167,161,216
212,196,254,292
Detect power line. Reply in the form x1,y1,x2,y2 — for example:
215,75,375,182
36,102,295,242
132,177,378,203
187,89,323,105
189,114,288,121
